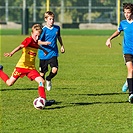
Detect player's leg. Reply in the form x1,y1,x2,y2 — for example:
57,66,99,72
0,65,9,83
27,69,46,99
46,67,58,81
122,55,128,92
123,54,133,103
6,76,17,86
126,61,133,103
0,65,17,86
122,65,133,92
39,59,48,79
47,57,58,80
39,59,53,91
46,57,58,91
35,76,46,99
35,76,55,106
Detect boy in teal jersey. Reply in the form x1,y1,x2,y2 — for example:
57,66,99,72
106,3,133,103
38,11,65,91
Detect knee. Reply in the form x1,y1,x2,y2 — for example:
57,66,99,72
6,81,13,86
42,79,45,84
40,78,45,84
128,69,133,73
40,72,44,77
52,67,58,74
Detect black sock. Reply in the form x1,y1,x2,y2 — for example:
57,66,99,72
46,71,57,81
127,78,133,95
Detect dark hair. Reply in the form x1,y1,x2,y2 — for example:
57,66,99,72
123,3,133,14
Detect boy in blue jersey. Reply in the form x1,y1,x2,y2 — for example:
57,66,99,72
38,11,65,91
106,3,133,103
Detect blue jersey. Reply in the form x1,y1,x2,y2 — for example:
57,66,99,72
38,25,60,60
118,20,133,55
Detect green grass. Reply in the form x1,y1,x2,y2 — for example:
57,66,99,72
0,29,21,35
0,34,133,133
0,28,116,36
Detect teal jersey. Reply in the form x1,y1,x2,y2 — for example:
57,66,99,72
38,25,60,60
118,20,133,54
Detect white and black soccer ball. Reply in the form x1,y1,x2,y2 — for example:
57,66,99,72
33,97,46,110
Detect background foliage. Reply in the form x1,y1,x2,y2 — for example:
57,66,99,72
1,0,133,24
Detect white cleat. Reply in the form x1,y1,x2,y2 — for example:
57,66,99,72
46,80,52,91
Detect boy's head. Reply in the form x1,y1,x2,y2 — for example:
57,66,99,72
123,3,133,20
31,24,42,42
31,24,42,34
44,11,54,19
123,3,133,14
44,11,54,27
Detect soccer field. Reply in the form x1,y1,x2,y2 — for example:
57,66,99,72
0,33,133,132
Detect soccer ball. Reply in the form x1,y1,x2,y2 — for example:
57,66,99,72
33,97,46,110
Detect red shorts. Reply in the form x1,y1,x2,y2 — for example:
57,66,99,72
12,67,40,80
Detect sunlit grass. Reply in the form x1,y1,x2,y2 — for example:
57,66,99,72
0,35,132,133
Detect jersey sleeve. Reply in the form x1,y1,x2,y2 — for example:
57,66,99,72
39,28,45,41
118,22,123,32
21,37,32,47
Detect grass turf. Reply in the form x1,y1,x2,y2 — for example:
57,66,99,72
0,34,133,132
0,28,116,36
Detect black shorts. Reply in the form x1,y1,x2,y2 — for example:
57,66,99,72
39,56,58,73
123,54,133,63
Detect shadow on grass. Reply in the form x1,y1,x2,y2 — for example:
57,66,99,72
0,88,37,91
0,88,129,110
0,87,77,91
79,92,127,96
46,98,128,110
45,100,129,110
70,100,128,106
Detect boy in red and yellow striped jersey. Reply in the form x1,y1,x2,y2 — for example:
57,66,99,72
0,24,53,105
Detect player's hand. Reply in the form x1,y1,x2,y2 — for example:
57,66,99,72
4,53,12,57
45,41,51,45
61,46,65,53
106,39,112,48
44,51,48,55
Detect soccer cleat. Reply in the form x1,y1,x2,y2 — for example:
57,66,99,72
0,65,3,70
45,100,55,106
46,80,52,91
122,82,128,92
129,94,133,103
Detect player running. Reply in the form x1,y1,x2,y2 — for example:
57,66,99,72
106,3,133,103
38,11,65,91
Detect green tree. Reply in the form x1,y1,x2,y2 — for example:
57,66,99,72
1,0,133,24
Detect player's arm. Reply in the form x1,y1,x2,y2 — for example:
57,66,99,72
38,40,51,45
4,44,24,57
37,40,49,55
38,45,48,55
106,30,121,48
38,29,51,46
58,36,65,53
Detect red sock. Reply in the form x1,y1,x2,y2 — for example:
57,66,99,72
0,70,9,82
38,86,46,99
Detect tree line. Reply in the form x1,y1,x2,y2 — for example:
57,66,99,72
0,0,131,23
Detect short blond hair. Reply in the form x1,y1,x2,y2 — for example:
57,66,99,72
31,24,42,34
44,11,54,19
